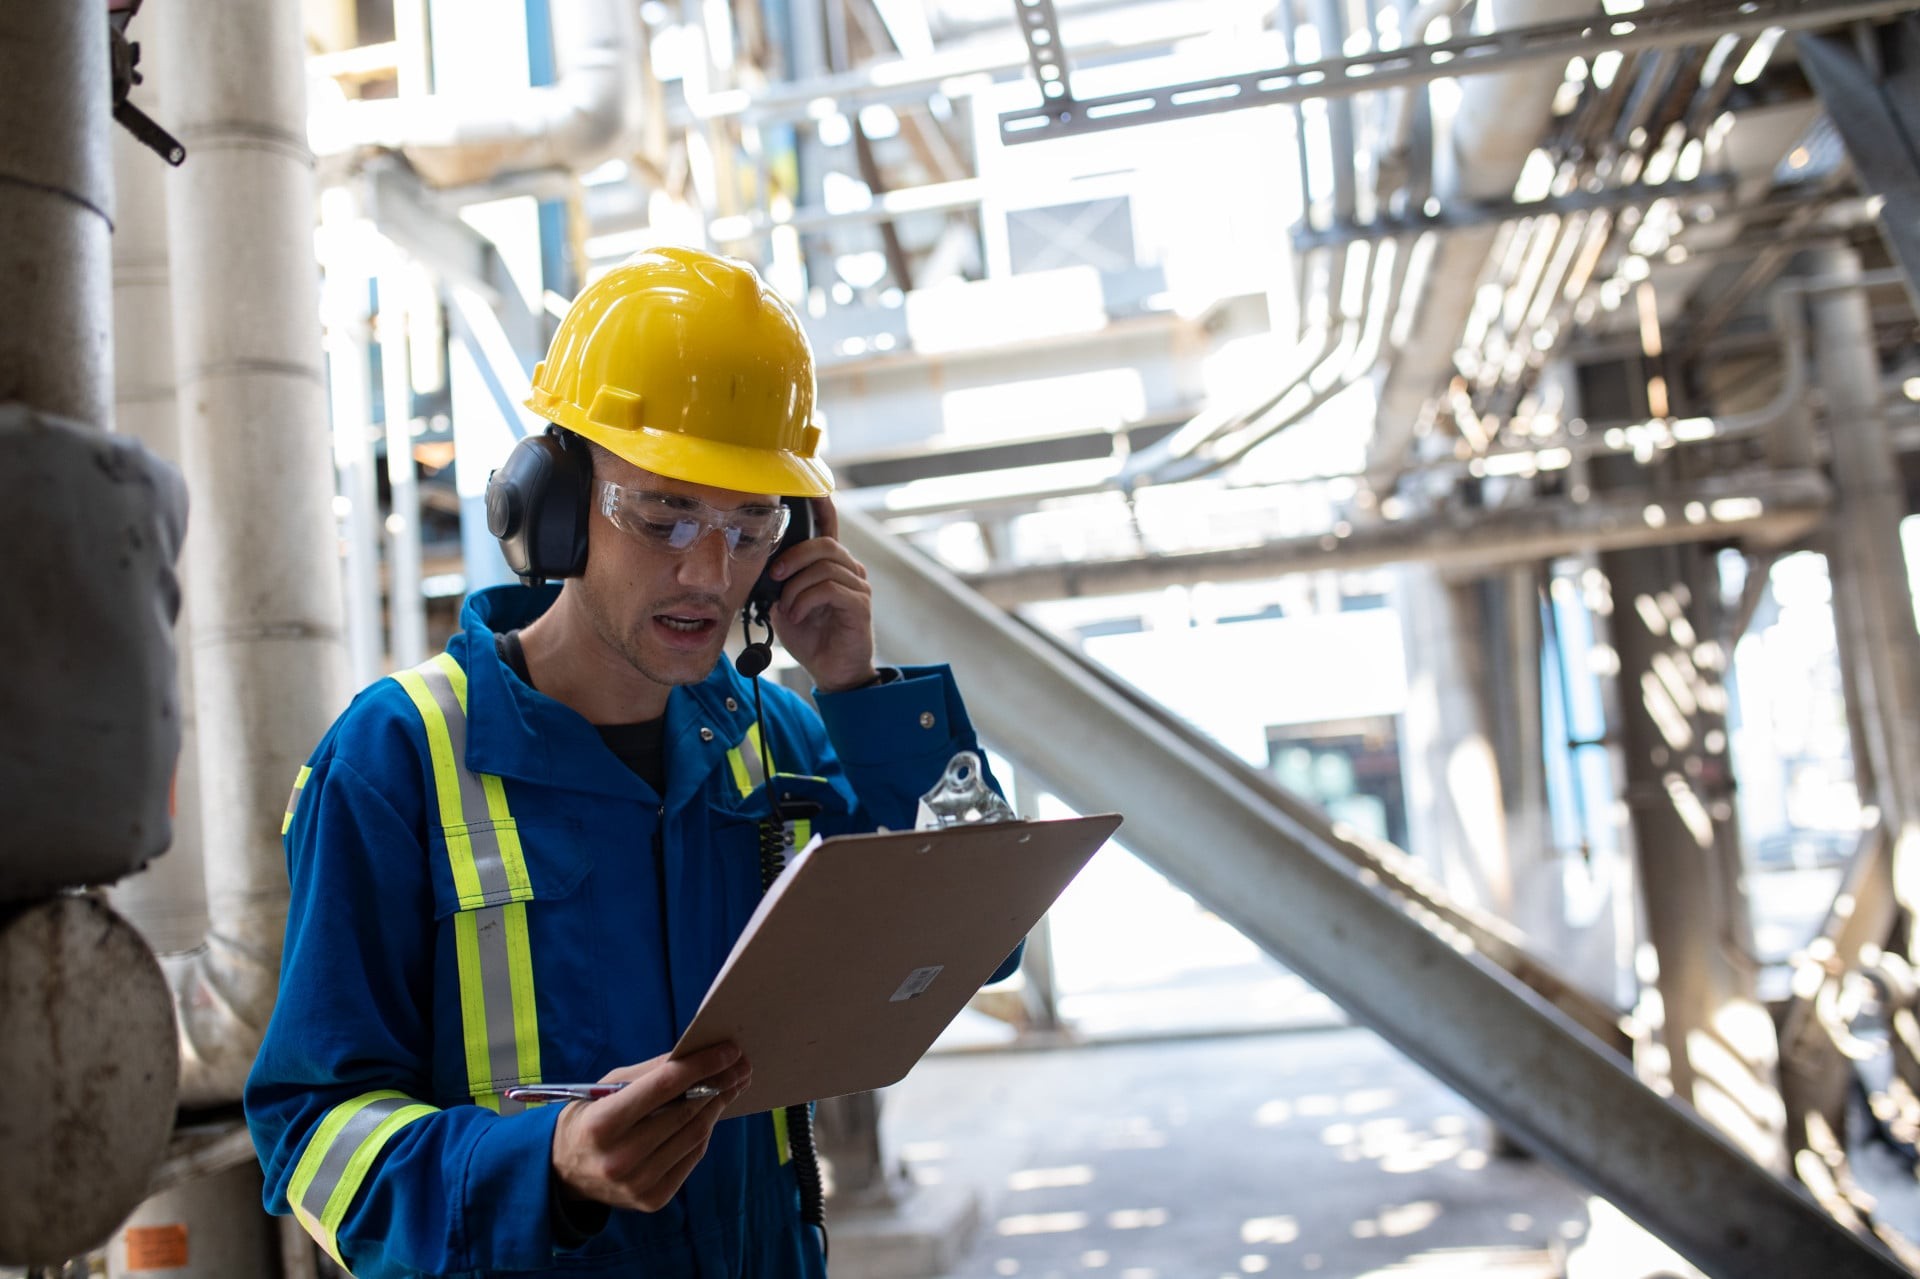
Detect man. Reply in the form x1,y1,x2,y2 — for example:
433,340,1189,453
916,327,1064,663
247,246,1009,1276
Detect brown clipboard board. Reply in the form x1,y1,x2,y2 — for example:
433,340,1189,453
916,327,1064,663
671,812,1123,1118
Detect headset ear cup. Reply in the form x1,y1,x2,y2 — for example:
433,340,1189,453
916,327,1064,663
486,431,591,581
541,430,592,577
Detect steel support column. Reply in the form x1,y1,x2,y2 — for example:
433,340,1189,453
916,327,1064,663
1804,247,1920,911
841,507,1903,1279
1596,520,1785,1171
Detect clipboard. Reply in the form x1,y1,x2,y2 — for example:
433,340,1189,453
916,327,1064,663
672,813,1123,1118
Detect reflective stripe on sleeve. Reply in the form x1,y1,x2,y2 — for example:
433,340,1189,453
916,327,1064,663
391,653,544,1113
283,765,312,835
288,1090,436,1269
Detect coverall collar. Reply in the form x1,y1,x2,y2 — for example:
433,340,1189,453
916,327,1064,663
452,584,764,807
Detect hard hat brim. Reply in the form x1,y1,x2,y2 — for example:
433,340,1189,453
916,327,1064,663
560,416,834,499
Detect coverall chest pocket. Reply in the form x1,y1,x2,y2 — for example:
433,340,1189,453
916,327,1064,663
426,817,610,1104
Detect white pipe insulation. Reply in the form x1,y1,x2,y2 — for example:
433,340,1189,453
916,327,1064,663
157,0,352,1107
108,110,212,957
310,0,642,188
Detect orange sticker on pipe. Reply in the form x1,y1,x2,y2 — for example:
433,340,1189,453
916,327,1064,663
125,1223,189,1271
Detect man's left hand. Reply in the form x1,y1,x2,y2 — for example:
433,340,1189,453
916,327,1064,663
767,495,879,692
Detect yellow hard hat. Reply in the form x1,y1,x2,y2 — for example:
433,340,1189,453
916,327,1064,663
526,246,832,497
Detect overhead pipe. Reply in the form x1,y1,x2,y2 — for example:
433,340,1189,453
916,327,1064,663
957,466,1831,606
311,0,641,188
157,0,351,1106
1367,0,1599,496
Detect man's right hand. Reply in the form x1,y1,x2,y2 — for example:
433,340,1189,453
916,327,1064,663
550,1043,751,1212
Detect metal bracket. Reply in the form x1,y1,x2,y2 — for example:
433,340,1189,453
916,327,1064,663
108,1,185,166
1012,0,1074,119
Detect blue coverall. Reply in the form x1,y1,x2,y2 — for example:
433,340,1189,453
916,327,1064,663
246,584,1010,1277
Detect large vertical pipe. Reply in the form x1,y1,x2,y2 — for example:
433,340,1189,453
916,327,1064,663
0,0,112,428
322,188,386,688
0,5,183,1261
156,0,352,1106
107,90,211,956
1805,247,1920,913
380,263,429,669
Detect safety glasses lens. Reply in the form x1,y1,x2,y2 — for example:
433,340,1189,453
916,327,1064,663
599,484,789,560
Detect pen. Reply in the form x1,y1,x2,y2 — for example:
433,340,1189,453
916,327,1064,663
502,1082,723,1105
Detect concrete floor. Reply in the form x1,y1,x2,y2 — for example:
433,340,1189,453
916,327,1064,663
880,1025,1594,1279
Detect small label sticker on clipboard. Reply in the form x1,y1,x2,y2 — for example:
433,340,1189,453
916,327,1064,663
890,965,944,1002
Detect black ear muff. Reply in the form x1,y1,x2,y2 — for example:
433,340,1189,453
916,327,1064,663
485,429,592,582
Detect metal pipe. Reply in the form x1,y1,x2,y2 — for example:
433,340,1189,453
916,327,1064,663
321,188,385,688
379,260,429,669
312,0,641,188
1315,0,1359,226
1804,246,1920,864
105,95,211,957
157,0,352,1107
841,507,1908,1279
0,0,112,428
959,468,1832,606
1368,0,1598,495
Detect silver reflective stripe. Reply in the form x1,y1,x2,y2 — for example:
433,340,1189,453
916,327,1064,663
740,728,768,793
296,1097,415,1226
474,905,522,1101
415,659,515,906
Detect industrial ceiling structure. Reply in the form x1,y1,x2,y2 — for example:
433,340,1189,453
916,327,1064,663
10,0,1920,1276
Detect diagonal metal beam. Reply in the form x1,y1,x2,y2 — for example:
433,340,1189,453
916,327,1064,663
1000,0,1920,144
1796,15,1920,320
843,504,1907,1279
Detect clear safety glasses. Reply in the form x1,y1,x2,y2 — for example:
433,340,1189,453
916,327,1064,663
595,480,790,561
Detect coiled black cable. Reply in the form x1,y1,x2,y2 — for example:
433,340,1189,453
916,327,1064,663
752,675,829,1261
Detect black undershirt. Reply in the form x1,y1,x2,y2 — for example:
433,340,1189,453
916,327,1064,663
495,628,667,794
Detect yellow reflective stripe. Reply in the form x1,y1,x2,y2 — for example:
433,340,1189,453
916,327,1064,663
729,723,774,800
393,669,484,906
481,773,534,901
785,819,812,854
432,650,468,711
283,765,312,835
452,911,494,1110
396,652,544,1112
504,901,542,1083
288,1091,435,1269
772,1105,792,1166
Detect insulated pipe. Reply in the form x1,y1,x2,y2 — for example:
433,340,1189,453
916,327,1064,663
0,0,112,428
956,468,1832,606
157,0,352,1107
107,104,211,956
0,8,187,1265
311,0,640,188
380,262,429,669
1368,0,1596,494
842,508,1908,1279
